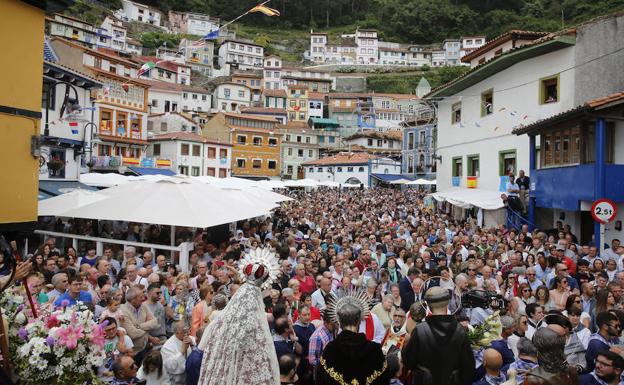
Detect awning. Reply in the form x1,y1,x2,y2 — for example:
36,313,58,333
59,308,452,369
371,173,413,183
128,167,176,176
39,180,98,200
430,187,505,210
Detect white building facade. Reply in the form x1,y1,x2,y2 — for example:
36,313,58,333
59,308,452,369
218,39,264,72
213,83,252,112
431,34,577,225
119,0,163,26
356,29,378,64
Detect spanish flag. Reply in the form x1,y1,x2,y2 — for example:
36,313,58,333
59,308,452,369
249,3,280,16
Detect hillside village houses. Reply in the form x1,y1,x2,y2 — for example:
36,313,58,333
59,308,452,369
213,82,252,113
40,43,104,189
277,122,321,179
303,152,402,187
308,28,485,67
116,0,163,27
168,10,219,36
143,80,212,114
429,13,624,235
218,39,264,72
48,38,153,172
147,130,232,177
202,112,281,178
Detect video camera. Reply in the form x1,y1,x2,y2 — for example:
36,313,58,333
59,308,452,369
461,289,504,310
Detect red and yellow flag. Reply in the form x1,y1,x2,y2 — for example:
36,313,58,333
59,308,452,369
249,4,280,16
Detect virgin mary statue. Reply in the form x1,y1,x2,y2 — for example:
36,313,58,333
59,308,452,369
197,248,280,385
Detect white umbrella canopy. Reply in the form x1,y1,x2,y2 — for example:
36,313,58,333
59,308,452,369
38,189,108,216
245,186,293,203
407,178,437,185
318,180,340,188
284,178,319,188
256,179,287,190
80,173,130,187
62,177,272,228
389,178,412,185
220,188,279,212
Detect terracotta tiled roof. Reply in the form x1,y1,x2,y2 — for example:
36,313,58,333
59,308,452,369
461,30,550,62
240,107,287,114
51,37,139,68
222,112,280,122
140,79,208,93
585,91,624,108
150,132,231,145
328,92,370,99
148,111,197,125
346,130,402,141
263,89,287,98
302,152,378,166
134,56,190,72
308,92,328,100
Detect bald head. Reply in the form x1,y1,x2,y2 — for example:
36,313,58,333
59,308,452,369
483,348,503,374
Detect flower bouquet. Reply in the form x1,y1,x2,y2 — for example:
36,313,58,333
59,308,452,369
1,289,106,385
466,311,502,350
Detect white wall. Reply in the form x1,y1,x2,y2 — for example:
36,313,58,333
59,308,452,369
305,164,369,186
148,89,181,114
437,46,577,192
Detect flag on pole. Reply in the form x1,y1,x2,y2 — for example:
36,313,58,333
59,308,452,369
204,29,220,40
249,3,280,16
137,61,155,77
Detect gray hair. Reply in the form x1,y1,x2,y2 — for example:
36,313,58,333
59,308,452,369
500,315,514,329
455,273,468,284
125,246,136,254
51,272,68,287
336,302,362,328
125,287,142,302
367,278,378,289
517,337,537,357
282,287,294,297
382,294,394,303
212,293,227,310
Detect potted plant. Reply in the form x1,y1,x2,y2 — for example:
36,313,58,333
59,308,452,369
47,158,65,171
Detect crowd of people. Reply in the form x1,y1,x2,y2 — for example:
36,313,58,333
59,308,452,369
4,187,624,385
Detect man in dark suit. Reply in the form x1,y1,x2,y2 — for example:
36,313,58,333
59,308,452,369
399,267,421,312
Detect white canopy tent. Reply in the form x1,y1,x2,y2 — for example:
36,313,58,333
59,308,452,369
64,177,273,228
389,178,412,185
38,189,108,216
407,178,437,186
343,183,361,188
255,179,288,190
244,187,293,203
318,180,341,188
431,188,504,210
284,178,319,188
80,173,130,188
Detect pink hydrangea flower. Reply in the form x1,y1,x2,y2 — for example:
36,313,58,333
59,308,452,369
56,325,83,350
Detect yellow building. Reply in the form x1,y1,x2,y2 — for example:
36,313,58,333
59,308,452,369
287,85,309,122
0,0,73,229
203,112,280,178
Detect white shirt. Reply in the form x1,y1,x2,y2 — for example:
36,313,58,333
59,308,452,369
161,335,194,385
311,288,328,309
358,313,386,344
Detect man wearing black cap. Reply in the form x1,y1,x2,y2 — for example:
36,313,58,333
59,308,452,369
402,286,474,385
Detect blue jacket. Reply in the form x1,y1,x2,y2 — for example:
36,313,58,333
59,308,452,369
585,337,611,372
490,340,515,367
579,373,601,385
185,348,203,385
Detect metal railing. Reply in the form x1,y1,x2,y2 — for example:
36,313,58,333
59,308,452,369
505,206,538,232
34,230,195,272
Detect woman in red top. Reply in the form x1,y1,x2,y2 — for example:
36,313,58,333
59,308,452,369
292,292,321,322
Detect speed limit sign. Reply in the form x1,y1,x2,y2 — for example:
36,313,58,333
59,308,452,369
591,198,618,224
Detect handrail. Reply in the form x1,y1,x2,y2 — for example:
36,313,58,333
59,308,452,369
505,205,539,232
34,230,194,272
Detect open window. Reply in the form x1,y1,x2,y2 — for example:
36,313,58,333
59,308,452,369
451,102,462,125
467,154,480,177
481,89,493,117
540,75,559,104
452,156,463,177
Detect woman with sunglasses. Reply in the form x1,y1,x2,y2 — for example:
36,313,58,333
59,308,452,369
510,282,535,316
563,294,591,330
550,276,571,311
535,285,555,312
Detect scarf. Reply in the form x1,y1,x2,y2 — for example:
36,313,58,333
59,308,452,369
483,373,506,385
511,358,538,378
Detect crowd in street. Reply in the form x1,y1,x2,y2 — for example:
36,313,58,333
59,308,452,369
7,187,624,385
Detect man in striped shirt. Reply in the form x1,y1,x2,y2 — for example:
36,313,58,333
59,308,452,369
308,310,336,376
